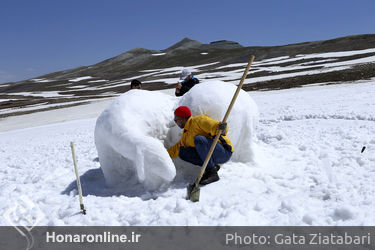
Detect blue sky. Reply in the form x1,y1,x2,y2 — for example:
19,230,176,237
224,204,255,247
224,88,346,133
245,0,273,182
0,0,374,83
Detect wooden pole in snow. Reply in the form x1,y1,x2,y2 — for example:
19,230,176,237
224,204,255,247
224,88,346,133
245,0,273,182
70,141,86,215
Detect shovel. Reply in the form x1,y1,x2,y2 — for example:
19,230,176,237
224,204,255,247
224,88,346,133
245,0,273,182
187,56,255,202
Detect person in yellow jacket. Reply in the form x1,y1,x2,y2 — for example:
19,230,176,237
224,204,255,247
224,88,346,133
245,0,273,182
167,106,233,185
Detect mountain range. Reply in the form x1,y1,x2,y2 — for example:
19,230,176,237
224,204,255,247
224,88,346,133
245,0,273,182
0,34,375,117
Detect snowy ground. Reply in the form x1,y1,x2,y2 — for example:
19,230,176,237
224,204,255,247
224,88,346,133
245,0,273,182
0,81,374,226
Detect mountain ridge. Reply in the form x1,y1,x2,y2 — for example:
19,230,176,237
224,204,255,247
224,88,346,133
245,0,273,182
4,34,375,84
0,34,375,117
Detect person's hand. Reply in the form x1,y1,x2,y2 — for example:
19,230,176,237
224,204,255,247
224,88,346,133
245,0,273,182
218,122,227,134
175,82,182,94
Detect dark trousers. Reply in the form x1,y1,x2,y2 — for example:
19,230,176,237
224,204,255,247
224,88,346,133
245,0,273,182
179,135,232,169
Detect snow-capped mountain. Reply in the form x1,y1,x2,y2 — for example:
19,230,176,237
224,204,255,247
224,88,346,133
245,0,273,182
0,34,375,118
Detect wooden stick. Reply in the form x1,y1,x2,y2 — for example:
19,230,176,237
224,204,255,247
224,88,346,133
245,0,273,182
193,56,255,187
70,142,86,215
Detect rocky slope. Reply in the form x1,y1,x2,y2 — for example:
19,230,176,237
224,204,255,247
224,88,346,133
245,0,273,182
0,34,375,117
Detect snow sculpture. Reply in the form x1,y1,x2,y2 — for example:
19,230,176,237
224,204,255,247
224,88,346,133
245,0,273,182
171,80,258,162
95,81,258,191
94,90,176,190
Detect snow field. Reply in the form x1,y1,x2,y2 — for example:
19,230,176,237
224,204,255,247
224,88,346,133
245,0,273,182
251,81,375,225
0,80,374,226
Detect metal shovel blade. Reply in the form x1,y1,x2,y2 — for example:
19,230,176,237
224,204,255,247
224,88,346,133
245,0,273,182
187,183,200,202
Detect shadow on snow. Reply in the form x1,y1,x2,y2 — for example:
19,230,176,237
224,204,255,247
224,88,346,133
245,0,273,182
61,158,201,200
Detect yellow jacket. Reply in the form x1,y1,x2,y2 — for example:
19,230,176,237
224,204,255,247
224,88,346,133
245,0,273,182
167,114,234,158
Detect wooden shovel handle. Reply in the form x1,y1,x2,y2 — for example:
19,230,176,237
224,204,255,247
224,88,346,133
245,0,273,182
222,56,255,123
194,56,255,186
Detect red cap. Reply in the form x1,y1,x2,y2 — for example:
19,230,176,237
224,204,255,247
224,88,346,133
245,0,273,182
174,106,191,117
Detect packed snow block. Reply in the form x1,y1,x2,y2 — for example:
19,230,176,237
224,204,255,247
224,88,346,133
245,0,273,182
176,80,258,162
94,90,176,190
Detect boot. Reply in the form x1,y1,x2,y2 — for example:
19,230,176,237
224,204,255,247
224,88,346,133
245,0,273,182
200,165,220,185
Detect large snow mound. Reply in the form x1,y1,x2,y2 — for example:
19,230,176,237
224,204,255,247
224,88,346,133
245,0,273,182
94,90,176,190
171,80,259,162
95,81,258,190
